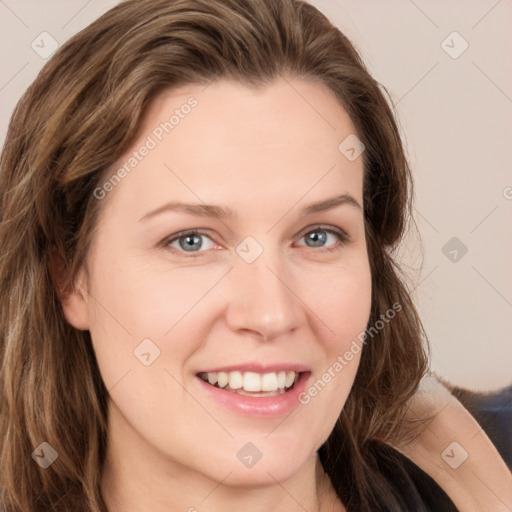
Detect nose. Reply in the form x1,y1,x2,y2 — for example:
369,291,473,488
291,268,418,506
224,245,303,341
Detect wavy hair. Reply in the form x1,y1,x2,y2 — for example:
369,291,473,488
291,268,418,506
0,0,428,510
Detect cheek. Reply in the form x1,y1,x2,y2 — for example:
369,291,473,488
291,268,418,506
298,258,371,420
302,257,372,347
84,250,229,389
86,247,212,336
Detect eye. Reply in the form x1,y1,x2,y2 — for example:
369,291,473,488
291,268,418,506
164,230,217,256
295,226,349,252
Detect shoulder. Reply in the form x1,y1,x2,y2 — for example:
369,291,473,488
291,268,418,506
393,374,512,511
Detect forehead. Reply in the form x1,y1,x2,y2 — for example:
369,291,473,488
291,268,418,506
98,77,364,222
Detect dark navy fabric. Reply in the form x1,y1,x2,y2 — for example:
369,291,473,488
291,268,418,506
452,383,512,470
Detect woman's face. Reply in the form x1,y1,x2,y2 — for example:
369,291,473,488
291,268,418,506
64,77,372,487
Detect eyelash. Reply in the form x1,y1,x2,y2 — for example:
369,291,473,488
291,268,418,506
161,226,350,258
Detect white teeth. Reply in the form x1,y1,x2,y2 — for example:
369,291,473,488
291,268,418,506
243,372,261,392
228,371,243,390
261,372,278,391
285,371,295,388
217,371,229,388
199,370,299,393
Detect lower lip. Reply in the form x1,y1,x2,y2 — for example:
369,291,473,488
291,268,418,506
196,372,311,417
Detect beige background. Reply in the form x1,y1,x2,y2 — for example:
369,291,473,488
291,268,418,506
1,1,510,390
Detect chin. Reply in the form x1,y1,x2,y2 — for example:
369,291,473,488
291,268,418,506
213,436,314,487
222,461,305,488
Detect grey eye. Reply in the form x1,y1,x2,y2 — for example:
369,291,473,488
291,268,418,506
303,229,329,247
166,231,215,253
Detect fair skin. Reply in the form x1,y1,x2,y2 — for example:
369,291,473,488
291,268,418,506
61,77,370,512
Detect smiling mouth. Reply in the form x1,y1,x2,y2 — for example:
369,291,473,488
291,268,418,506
197,370,303,397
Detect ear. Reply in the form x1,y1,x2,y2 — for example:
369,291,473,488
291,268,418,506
48,248,90,331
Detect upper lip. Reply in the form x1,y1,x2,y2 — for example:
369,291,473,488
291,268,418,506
197,363,311,374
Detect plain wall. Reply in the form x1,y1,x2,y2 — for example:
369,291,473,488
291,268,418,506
1,0,510,390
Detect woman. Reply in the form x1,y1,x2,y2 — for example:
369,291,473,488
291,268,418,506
0,0,510,511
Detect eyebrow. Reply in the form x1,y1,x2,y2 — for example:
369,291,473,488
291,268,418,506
137,193,361,222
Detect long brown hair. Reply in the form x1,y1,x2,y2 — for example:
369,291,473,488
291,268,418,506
0,0,428,510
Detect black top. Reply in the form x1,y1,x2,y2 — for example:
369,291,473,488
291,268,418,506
320,437,459,511
374,442,459,511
